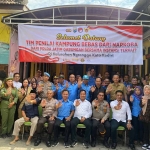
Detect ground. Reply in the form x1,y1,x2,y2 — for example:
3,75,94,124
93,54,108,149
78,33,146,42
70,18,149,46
0,134,142,150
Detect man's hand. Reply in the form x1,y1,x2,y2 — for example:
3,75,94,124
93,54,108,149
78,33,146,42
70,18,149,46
90,86,96,92
8,102,14,108
127,123,132,130
107,86,112,93
25,95,31,103
78,78,82,86
56,101,62,109
40,99,46,107
101,118,105,124
130,96,133,102
75,100,80,106
24,117,30,122
66,82,69,88
80,117,85,122
66,117,71,121
55,84,59,91
21,88,25,95
114,101,122,110
49,116,55,121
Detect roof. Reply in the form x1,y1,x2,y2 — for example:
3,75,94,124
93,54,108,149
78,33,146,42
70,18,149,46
1,3,150,32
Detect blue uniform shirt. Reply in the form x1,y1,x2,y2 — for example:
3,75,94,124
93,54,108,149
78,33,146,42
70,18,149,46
123,82,132,87
79,83,91,101
88,76,96,86
131,95,141,117
67,82,78,102
57,99,75,120
56,81,66,100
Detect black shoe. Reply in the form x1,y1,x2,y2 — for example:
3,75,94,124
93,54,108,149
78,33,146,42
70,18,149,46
91,141,96,147
142,144,148,149
111,143,117,149
129,144,135,150
0,134,6,138
71,141,77,147
52,141,59,147
34,138,41,146
46,140,51,147
64,142,70,148
103,140,110,148
83,142,89,149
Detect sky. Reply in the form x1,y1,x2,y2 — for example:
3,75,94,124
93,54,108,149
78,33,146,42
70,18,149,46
27,0,139,10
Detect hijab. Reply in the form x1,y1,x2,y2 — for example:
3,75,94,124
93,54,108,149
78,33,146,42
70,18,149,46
133,86,143,100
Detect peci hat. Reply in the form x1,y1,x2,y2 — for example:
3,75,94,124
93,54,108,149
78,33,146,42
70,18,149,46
30,90,36,94
83,75,89,80
44,72,50,77
53,76,59,79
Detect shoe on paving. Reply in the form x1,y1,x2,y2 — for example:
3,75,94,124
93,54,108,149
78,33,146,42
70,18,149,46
64,142,70,148
52,141,59,147
71,141,77,147
83,142,89,149
129,144,135,150
142,144,149,150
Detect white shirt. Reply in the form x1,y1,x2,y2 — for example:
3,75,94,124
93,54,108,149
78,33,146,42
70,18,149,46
13,81,22,89
110,100,132,122
73,99,92,119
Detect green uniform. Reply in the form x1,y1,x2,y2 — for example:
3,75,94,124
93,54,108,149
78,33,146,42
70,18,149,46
0,87,18,135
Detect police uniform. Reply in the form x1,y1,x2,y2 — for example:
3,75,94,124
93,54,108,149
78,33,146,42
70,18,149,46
91,99,110,146
38,72,55,99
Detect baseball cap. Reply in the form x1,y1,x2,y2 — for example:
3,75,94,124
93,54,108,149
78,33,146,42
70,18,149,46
83,75,89,80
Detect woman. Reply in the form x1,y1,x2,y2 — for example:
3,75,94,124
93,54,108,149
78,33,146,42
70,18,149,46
31,81,37,91
130,86,143,144
139,85,150,150
0,77,18,138
17,79,32,118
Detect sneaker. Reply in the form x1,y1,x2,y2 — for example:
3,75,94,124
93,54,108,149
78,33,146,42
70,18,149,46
146,145,150,150
71,141,77,147
52,141,59,147
142,144,149,150
83,142,89,148
64,142,70,148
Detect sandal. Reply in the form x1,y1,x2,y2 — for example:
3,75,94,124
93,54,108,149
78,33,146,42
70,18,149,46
10,139,19,145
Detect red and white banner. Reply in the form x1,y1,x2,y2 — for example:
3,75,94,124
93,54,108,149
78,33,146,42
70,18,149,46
18,25,143,65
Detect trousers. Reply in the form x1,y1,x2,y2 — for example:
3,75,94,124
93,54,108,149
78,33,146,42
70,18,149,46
12,116,38,136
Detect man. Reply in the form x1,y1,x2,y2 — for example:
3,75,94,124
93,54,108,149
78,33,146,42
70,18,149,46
88,68,96,86
35,70,42,83
123,74,132,87
79,75,91,101
91,92,110,148
55,75,67,100
52,90,74,148
110,90,135,150
90,77,106,101
53,76,59,86
37,72,55,99
103,71,110,80
13,73,22,89
34,90,58,147
67,74,78,102
71,90,92,148
106,74,127,102
10,90,40,145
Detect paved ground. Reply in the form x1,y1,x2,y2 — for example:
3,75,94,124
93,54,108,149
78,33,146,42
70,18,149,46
0,134,143,150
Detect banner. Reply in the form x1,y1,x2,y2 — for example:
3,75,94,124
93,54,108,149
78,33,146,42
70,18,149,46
18,25,143,65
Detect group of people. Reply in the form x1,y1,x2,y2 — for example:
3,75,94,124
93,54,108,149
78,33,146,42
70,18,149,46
0,68,150,150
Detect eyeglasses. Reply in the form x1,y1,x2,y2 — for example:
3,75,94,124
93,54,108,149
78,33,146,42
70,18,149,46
15,76,20,78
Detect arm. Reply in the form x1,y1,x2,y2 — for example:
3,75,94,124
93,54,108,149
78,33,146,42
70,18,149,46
13,88,18,104
102,103,110,120
126,103,132,121
85,103,92,118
